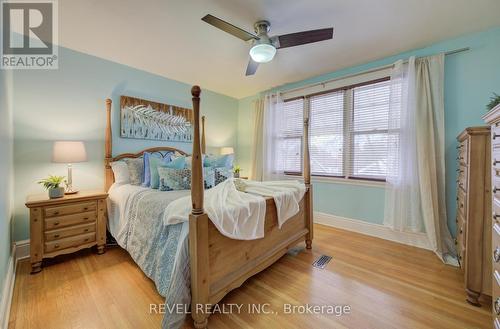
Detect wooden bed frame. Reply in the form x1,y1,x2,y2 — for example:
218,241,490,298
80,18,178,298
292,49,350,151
103,86,313,328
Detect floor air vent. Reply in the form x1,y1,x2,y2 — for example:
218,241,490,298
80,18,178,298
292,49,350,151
312,255,332,269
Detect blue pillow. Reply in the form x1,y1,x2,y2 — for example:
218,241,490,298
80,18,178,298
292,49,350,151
143,151,174,187
204,154,234,168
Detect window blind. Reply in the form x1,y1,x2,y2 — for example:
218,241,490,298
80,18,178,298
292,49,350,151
349,80,391,180
281,98,303,173
309,90,344,176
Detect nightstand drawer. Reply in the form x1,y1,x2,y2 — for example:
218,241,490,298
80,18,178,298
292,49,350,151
44,211,96,230
44,232,96,253
44,223,96,241
44,201,96,217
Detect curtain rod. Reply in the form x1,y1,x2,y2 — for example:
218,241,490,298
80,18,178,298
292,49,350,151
279,47,470,96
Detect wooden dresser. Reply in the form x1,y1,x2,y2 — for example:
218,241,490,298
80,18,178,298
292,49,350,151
25,190,108,273
483,105,500,325
455,127,491,306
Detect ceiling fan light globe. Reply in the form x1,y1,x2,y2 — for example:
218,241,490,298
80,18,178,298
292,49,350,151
249,44,276,63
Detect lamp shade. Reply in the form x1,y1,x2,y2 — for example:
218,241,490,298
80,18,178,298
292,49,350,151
52,141,88,163
220,147,234,155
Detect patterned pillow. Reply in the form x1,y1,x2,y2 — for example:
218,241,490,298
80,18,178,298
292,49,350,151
143,151,174,187
124,158,144,185
158,167,191,191
158,167,216,191
204,154,234,168
215,167,233,185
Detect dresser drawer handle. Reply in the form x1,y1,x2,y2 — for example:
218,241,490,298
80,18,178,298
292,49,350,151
54,234,60,238
53,211,59,215
454,238,457,245
495,297,500,315
494,248,500,263
84,238,89,242
459,228,463,234
84,228,89,232
83,217,89,220
494,187,500,194
494,133,500,140
494,159,500,166
494,213,500,220
53,221,60,226
54,244,60,249
83,207,88,211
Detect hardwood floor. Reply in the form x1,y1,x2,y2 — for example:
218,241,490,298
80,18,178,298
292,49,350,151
9,224,491,329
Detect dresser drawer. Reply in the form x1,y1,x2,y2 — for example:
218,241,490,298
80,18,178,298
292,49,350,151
44,232,96,253
44,211,96,230
457,188,467,217
44,201,96,218
458,139,468,165
44,223,95,241
457,165,468,192
492,123,500,150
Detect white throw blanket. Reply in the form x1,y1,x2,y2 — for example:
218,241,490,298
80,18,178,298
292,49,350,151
162,178,306,240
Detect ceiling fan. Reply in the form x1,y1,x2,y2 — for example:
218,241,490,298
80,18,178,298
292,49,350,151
201,14,334,76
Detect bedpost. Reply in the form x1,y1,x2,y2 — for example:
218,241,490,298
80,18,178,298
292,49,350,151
201,115,206,154
189,86,210,329
303,101,313,249
104,98,113,192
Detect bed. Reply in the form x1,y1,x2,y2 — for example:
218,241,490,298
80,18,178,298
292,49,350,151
103,86,313,328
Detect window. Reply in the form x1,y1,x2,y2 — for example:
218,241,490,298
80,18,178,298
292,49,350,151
280,78,395,181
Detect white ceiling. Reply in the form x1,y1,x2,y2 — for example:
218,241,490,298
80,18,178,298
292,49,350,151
59,0,500,99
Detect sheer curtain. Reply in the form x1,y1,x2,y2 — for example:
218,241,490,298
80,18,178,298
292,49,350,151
262,93,286,180
250,99,264,181
385,54,456,264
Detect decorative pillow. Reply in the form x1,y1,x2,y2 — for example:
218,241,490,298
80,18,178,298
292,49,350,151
149,155,175,189
110,161,130,184
204,154,234,168
203,167,216,189
142,151,174,187
158,167,191,191
124,158,143,185
215,167,233,185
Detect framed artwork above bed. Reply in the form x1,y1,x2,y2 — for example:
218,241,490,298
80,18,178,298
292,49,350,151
120,95,193,142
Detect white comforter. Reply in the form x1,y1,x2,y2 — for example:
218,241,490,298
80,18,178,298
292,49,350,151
162,178,306,240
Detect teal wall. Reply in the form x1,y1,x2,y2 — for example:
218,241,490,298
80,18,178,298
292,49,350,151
12,46,238,241
237,27,500,233
0,69,14,302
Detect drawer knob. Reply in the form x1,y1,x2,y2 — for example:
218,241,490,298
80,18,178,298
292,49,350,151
54,211,59,215
54,234,60,238
84,228,89,232
83,207,88,211
494,187,500,194
84,238,89,242
54,244,60,249
494,159,500,166
495,298,500,315
494,213,500,220
53,221,60,226
454,238,457,245
83,217,89,220
494,247,500,263
494,133,500,140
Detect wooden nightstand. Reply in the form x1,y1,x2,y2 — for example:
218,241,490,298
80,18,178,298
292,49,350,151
25,190,108,274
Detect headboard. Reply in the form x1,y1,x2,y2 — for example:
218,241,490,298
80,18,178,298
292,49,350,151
103,98,206,191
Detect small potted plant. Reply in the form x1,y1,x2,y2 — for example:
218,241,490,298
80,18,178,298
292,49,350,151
487,93,500,112
233,165,241,178
38,175,66,199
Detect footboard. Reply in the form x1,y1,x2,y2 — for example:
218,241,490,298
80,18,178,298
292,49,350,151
188,86,313,328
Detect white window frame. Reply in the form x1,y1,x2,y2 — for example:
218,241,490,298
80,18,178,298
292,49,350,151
281,68,393,186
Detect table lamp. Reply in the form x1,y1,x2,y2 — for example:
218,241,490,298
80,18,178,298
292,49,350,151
52,141,88,194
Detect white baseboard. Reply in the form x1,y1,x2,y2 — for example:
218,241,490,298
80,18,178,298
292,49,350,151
14,240,29,261
314,211,431,250
0,240,30,329
0,246,16,329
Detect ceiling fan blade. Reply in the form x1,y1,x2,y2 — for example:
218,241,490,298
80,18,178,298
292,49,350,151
245,59,259,76
202,14,259,41
276,28,333,49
